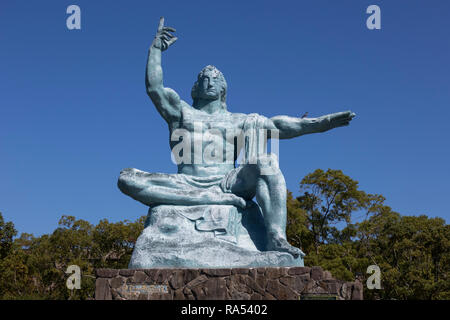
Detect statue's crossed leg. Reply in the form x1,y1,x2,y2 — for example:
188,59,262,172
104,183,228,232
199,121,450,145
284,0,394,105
118,154,304,258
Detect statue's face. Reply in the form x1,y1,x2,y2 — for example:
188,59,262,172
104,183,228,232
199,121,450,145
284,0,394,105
197,70,222,101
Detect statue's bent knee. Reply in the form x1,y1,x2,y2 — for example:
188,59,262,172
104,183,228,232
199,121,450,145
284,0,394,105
117,168,138,195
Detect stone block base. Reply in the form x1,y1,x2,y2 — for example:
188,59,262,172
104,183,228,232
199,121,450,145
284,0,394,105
95,267,363,300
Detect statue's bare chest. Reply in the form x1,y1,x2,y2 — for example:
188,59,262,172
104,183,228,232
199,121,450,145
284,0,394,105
170,107,245,139
178,107,241,133
168,107,245,160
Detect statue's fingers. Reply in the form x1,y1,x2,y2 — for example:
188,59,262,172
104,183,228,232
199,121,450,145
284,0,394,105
166,37,178,46
345,110,356,119
334,111,352,120
163,26,176,32
335,118,349,126
331,112,345,119
162,31,174,38
158,17,165,32
344,112,355,121
340,110,352,117
161,39,168,51
161,33,174,41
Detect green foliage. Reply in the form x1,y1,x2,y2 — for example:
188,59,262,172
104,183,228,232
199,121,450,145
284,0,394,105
295,169,370,253
287,169,450,300
286,191,310,250
0,212,17,259
357,212,450,299
0,212,145,300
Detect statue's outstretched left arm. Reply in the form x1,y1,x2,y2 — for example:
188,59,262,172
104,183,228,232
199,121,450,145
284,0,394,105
268,111,356,139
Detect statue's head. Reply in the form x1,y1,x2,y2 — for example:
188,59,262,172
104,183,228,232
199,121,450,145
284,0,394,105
191,65,227,110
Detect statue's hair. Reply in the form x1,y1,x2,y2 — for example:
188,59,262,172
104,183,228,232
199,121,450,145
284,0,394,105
191,65,227,110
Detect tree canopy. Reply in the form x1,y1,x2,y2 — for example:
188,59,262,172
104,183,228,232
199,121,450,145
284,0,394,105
286,169,449,300
0,212,144,299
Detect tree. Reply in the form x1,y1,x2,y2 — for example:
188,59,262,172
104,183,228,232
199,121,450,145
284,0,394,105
295,169,369,254
286,169,450,299
286,191,310,251
1,213,145,300
92,216,145,269
357,211,450,299
0,213,34,299
0,212,17,259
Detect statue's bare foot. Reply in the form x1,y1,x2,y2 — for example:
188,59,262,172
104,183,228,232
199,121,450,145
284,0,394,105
203,186,246,209
224,194,246,209
266,232,305,258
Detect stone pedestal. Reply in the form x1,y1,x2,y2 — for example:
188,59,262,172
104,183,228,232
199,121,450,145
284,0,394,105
95,267,363,300
129,203,304,269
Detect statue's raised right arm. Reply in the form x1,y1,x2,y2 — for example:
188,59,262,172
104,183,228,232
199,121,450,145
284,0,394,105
146,17,181,123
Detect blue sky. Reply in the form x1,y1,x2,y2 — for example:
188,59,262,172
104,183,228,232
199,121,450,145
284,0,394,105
1,0,449,235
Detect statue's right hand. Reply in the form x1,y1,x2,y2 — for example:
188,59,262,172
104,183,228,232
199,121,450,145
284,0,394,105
152,17,177,51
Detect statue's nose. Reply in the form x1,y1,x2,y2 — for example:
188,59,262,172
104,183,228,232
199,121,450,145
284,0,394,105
204,77,212,89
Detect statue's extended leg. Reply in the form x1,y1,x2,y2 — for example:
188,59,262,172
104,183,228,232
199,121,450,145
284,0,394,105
231,154,304,258
118,168,246,208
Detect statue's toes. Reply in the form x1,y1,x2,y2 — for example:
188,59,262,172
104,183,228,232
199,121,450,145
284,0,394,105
229,194,246,208
289,247,305,259
268,236,304,258
285,245,301,258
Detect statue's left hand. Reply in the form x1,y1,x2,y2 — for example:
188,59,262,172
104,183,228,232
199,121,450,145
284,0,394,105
322,110,356,131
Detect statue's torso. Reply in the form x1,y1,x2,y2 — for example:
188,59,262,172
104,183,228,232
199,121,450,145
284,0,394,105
169,105,247,177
